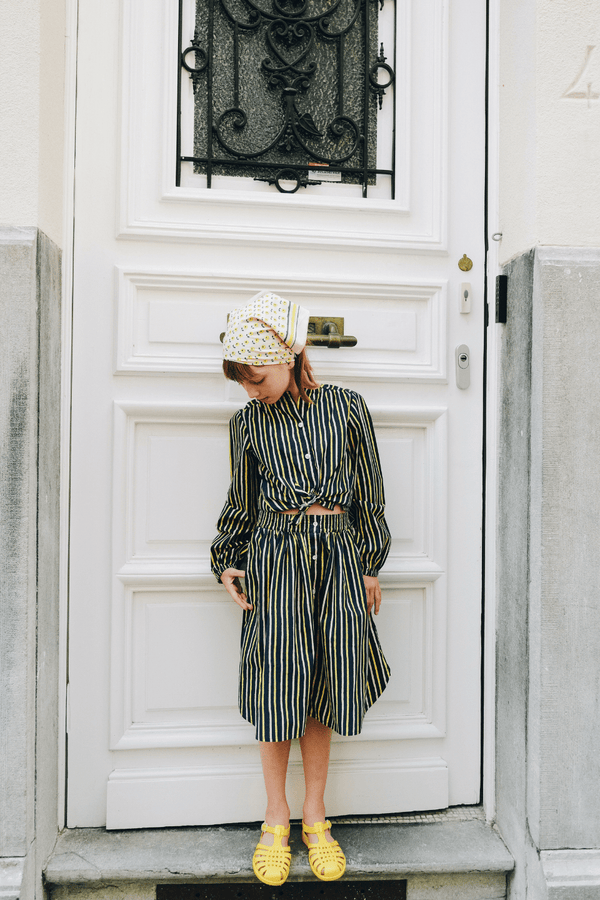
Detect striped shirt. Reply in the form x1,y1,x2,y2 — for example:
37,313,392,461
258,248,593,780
211,384,391,579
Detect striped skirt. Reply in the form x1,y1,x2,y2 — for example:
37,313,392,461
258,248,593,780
240,509,391,742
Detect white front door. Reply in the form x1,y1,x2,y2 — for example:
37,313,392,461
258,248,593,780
67,0,486,827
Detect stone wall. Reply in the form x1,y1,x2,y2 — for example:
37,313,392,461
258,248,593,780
495,248,536,900
496,247,600,899
0,228,39,861
0,227,62,900
530,249,600,854
499,0,600,263
0,0,66,245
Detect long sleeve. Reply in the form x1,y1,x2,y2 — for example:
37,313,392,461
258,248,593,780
347,393,391,576
210,411,259,581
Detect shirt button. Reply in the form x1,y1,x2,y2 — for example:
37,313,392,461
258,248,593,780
312,554,318,560
298,423,304,428
305,454,310,459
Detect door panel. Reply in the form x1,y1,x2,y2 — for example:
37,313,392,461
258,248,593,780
68,0,486,827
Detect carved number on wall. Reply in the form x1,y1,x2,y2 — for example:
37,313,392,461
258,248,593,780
563,45,599,104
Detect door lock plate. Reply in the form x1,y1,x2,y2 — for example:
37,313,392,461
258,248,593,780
455,344,470,389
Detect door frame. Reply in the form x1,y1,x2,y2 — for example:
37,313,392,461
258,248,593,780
56,0,503,830
482,0,502,824
57,0,80,832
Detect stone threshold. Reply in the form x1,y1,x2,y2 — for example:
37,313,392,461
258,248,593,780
44,811,513,886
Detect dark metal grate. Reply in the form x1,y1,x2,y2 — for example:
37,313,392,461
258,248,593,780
177,0,396,196
158,881,407,899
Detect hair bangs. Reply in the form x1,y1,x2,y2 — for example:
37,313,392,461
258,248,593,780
222,359,257,384
223,349,319,404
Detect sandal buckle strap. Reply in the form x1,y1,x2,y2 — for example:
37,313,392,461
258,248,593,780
261,822,291,837
302,819,332,834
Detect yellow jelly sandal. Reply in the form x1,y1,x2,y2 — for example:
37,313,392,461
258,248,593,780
302,820,346,882
252,822,291,886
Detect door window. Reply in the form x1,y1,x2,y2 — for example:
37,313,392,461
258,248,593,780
177,0,396,196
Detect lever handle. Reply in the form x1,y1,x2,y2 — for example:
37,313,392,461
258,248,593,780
219,317,359,349
306,318,357,349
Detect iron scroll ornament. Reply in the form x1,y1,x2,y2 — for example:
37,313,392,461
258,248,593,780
177,0,396,197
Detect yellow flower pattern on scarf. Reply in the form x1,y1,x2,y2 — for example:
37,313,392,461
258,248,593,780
223,291,309,366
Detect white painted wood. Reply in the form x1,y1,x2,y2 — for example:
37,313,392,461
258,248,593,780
115,270,447,382
483,0,502,825
67,0,486,827
109,404,447,759
57,0,80,832
106,758,449,829
119,0,447,250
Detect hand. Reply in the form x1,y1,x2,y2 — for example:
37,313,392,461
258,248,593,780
363,575,382,615
221,568,252,611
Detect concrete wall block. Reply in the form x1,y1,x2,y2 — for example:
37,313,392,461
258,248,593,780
542,849,600,899
0,228,39,858
0,857,25,900
534,248,600,850
0,227,62,895
495,250,535,900
30,230,62,900
496,247,600,899
34,229,62,813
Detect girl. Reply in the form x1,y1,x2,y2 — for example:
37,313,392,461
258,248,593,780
211,291,391,886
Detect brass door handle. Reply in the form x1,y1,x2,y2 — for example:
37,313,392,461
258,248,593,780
306,317,357,349
219,316,357,348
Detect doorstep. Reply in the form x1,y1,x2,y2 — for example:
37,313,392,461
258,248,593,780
44,808,513,898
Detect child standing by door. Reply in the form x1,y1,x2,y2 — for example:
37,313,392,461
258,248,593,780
211,291,391,885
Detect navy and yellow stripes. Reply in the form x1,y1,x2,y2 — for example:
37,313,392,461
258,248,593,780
211,384,391,579
210,384,392,741
239,511,390,741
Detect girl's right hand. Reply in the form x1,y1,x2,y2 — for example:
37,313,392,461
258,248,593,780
221,568,252,610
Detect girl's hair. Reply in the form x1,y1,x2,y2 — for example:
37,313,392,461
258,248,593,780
223,348,319,404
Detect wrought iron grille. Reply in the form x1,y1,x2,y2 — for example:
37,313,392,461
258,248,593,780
177,0,396,196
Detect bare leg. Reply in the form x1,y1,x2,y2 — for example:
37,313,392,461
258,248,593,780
259,739,291,846
299,716,334,843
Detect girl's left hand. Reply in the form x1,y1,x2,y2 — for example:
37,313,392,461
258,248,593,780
221,567,252,610
363,575,382,615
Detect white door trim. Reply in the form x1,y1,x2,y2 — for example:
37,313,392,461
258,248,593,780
483,0,501,825
57,0,80,832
